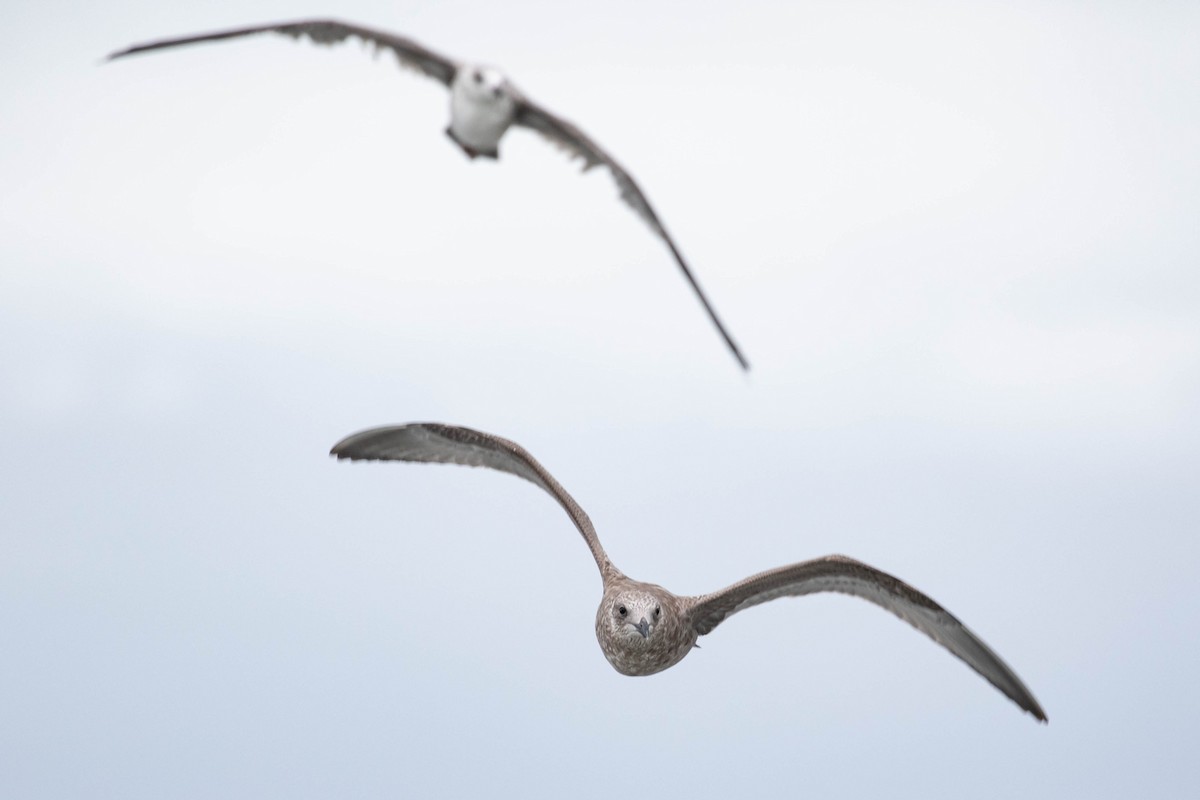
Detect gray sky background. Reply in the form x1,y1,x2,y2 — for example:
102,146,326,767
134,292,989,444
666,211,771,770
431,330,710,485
2,0,1198,797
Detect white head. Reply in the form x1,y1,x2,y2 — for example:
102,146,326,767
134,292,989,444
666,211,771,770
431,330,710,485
457,65,515,111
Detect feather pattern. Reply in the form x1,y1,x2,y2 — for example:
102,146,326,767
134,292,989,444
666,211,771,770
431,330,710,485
686,555,1047,721
331,423,612,576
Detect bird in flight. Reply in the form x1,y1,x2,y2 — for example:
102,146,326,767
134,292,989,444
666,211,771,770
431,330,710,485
108,19,749,371
330,422,1047,722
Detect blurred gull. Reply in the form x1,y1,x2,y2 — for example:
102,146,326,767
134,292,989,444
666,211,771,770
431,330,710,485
108,19,750,370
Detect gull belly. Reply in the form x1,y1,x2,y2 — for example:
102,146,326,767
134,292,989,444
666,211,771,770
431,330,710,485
448,75,513,157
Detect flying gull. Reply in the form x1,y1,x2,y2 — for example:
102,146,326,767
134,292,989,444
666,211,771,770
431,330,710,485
108,19,750,370
331,422,1047,721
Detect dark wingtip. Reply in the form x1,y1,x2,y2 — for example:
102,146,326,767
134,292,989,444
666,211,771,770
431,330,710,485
105,45,141,62
720,334,750,372
330,444,361,461
330,424,415,462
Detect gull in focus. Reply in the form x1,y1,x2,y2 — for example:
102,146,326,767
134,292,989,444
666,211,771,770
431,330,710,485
331,422,1047,722
108,19,749,370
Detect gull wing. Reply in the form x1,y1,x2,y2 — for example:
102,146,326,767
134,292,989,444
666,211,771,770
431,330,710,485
108,18,458,86
513,97,749,371
331,423,612,576
686,554,1047,721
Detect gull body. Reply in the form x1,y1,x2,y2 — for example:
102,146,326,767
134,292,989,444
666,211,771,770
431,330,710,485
331,422,1048,722
446,66,515,159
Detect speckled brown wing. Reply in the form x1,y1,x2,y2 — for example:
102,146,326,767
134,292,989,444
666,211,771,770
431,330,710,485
512,98,749,371
108,18,459,86
686,554,1047,721
331,423,611,575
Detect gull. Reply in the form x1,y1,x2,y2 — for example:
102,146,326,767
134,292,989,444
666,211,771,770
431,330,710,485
108,19,749,370
331,422,1048,722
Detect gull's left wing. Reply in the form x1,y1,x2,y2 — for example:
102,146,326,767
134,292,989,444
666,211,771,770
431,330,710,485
685,554,1047,721
513,97,749,371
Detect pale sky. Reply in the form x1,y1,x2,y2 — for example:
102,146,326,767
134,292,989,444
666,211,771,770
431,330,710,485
2,1,1198,797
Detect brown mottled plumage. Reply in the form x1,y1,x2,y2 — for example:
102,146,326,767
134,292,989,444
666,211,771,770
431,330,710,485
331,423,1047,722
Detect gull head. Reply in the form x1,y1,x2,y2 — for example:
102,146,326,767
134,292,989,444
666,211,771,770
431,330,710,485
607,591,664,644
595,583,696,676
457,65,516,111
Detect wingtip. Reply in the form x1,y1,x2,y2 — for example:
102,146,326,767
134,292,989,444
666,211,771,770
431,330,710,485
723,340,750,372
330,448,373,462
105,46,135,62
330,443,361,460
1014,678,1048,723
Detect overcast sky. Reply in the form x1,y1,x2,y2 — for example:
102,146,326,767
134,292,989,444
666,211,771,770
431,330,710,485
2,1,1198,797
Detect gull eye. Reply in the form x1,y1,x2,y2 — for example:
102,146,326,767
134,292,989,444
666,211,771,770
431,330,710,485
473,70,483,84
654,606,661,618
618,605,627,617
492,87,503,99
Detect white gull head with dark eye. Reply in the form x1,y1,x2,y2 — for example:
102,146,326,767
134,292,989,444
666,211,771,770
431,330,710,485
447,65,517,158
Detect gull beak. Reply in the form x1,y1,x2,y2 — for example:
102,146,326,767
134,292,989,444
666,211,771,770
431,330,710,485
635,617,651,639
